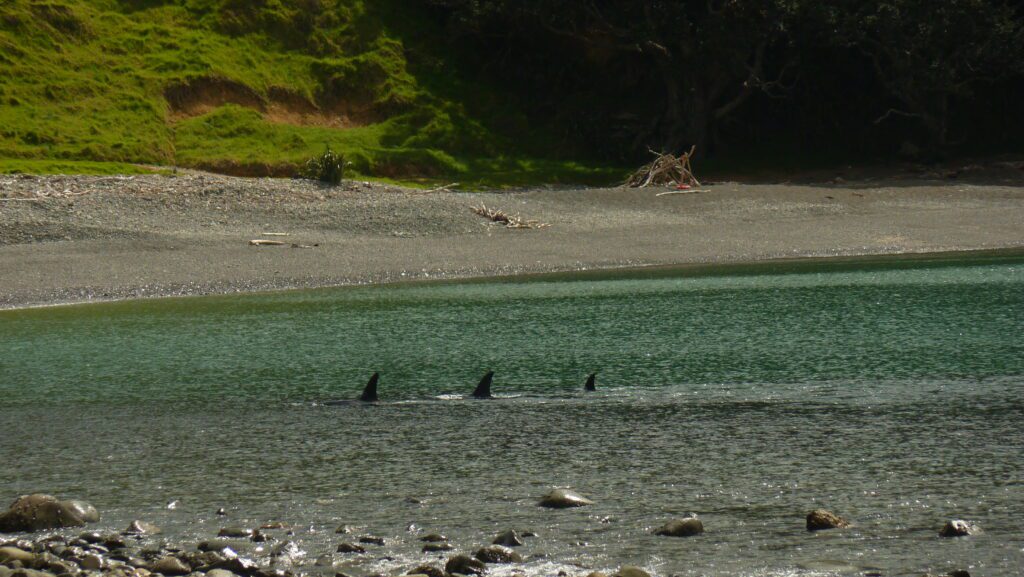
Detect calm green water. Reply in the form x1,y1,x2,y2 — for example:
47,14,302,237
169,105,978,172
1,254,1023,577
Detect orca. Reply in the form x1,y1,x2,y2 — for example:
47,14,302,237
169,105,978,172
584,372,596,392
359,372,380,402
472,371,494,399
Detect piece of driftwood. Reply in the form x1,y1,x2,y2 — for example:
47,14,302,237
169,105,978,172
655,189,709,197
627,145,701,188
470,204,550,229
417,182,460,194
249,239,287,246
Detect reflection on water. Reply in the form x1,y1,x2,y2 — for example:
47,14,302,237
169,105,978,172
1,255,1022,576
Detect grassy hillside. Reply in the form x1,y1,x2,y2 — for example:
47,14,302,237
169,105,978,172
0,0,619,185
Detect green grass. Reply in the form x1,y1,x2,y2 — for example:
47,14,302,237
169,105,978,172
0,0,617,186
0,159,166,175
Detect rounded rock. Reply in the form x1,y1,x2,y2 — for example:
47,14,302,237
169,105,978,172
125,521,162,536
0,548,35,564
538,489,594,509
149,557,190,576
419,534,447,543
334,543,364,554
216,528,252,539
939,520,981,537
654,516,704,537
491,530,523,547
422,543,453,553
205,570,237,577
806,509,850,531
474,546,522,564
0,495,100,533
445,555,486,576
407,565,445,577
79,555,104,571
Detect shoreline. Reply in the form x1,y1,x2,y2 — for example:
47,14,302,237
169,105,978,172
2,172,1024,310
3,246,1024,313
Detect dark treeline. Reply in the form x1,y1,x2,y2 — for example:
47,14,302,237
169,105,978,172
422,0,1024,164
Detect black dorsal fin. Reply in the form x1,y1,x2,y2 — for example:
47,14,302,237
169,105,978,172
584,373,597,391
359,372,380,402
472,371,494,399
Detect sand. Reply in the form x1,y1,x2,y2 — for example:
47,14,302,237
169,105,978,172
2,170,1023,309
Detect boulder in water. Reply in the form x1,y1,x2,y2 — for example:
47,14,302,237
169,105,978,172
939,520,981,537
124,520,162,535
474,545,522,563
654,515,704,537
422,543,453,552
445,554,486,576
538,489,594,509
492,530,523,547
335,543,365,554
0,495,100,532
217,527,253,538
419,533,447,542
806,509,850,531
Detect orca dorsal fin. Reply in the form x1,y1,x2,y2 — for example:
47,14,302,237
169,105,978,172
472,371,494,399
584,373,597,391
359,372,380,402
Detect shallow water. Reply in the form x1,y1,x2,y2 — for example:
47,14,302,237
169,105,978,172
1,254,1023,577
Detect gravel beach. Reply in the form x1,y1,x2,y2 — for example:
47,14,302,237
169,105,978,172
2,168,1023,309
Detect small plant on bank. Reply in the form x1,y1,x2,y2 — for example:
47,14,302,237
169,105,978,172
301,146,346,185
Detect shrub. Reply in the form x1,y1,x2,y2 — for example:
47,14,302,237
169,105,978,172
301,146,346,185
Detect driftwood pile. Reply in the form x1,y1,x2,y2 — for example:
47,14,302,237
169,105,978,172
627,146,701,188
470,204,549,229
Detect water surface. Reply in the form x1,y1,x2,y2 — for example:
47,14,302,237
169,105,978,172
2,254,1022,577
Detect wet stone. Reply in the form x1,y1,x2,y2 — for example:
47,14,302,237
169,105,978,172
538,489,594,509
333,526,353,535
474,546,522,564
334,544,364,554
806,509,850,531
205,570,237,577
407,565,445,577
939,520,981,537
654,516,704,537
80,555,104,571
357,537,384,546
421,543,452,553
0,548,35,564
418,534,446,543
444,555,485,576
149,557,190,576
217,529,253,539
125,521,162,536
492,530,523,547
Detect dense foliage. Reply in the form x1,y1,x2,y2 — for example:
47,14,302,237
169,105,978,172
424,0,1024,161
0,0,1021,181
